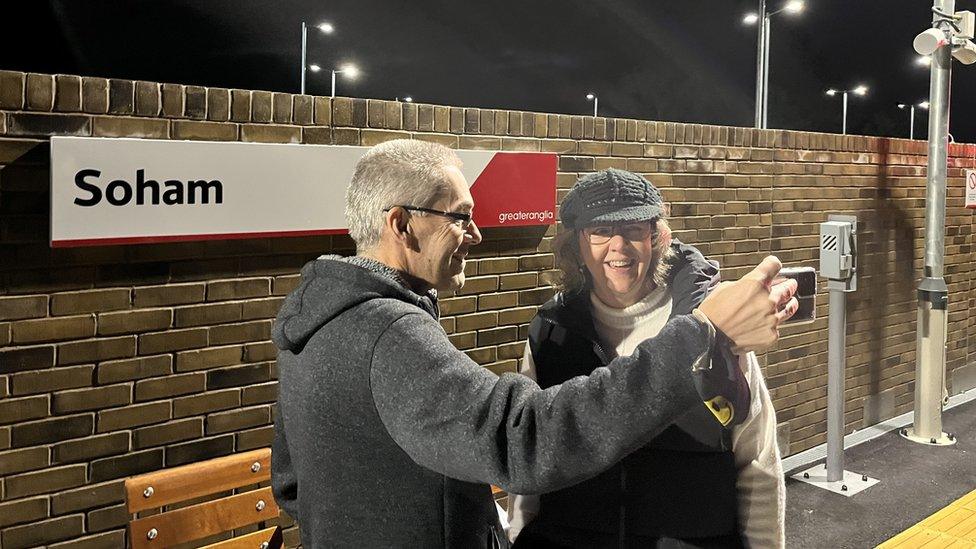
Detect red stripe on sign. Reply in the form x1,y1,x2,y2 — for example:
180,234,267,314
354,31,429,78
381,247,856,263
51,228,347,248
470,152,557,228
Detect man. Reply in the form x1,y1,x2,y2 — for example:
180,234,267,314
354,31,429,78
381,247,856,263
271,139,798,548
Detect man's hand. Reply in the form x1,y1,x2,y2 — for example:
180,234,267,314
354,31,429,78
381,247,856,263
697,256,799,354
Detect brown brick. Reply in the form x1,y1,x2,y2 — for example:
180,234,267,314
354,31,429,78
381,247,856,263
134,80,161,116
10,364,93,395
135,372,205,401
50,288,130,316
477,258,519,275
50,480,125,514
185,85,207,118
92,115,169,138
0,446,50,476
0,394,49,424
58,336,136,365
478,326,519,346
165,434,234,466
90,448,164,482
53,384,131,413
133,417,203,449
6,112,91,137
97,401,170,432
175,345,243,372
207,88,231,121
498,306,538,325
244,341,277,363
230,89,252,121
206,405,270,434
207,278,271,301
241,123,301,143
313,96,332,125
133,283,206,307
87,502,128,533
5,464,87,498
53,75,82,112
499,273,538,291
440,296,477,316
1,513,84,549
107,79,134,114
174,302,243,327
172,120,238,141
0,496,48,528
138,327,209,354
11,315,95,344
79,76,109,113
0,345,55,374
456,312,498,332
11,414,93,448
293,94,313,124
97,355,172,384
272,92,293,123
519,254,555,270
303,126,333,144
456,276,499,296
26,73,55,111
209,320,272,345
478,292,519,311
242,297,284,320
0,70,25,109
97,308,172,336
519,288,554,306
49,529,125,549
53,431,129,463
160,83,184,117
172,388,241,418
206,362,272,390
242,381,278,405
236,424,274,451
251,90,273,122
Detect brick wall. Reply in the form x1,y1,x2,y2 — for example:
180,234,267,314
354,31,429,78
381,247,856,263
0,69,974,548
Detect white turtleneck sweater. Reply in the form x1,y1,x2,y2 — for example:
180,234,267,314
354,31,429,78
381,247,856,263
506,288,786,548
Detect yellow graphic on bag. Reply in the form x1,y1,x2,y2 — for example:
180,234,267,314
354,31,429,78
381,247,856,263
705,396,734,427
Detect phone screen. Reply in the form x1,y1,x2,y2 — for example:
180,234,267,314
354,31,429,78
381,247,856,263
778,267,816,324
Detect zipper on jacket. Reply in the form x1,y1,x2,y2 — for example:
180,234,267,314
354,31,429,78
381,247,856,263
539,316,612,366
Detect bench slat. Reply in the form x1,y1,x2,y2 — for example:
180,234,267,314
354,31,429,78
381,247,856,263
129,486,279,549
200,526,279,549
125,448,271,513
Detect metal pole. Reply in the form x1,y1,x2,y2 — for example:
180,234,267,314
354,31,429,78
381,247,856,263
301,22,307,95
826,289,846,481
842,92,848,135
910,106,916,140
331,70,337,98
907,0,954,445
594,96,598,117
754,0,766,128
761,15,771,129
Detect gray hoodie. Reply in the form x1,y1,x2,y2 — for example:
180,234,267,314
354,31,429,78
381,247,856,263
271,255,713,548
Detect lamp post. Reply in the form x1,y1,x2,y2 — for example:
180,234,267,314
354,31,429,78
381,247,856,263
825,85,868,134
743,0,805,129
586,93,598,117
898,101,930,139
331,64,359,98
301,21,334,95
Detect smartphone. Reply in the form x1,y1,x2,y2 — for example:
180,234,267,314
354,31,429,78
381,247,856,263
777,266,816,324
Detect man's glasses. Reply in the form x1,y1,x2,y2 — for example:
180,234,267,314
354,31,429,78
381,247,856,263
384,205,474,229
582,222,656,245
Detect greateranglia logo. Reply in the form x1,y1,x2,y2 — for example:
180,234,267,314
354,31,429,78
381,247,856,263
497,209,555,224
73,168,224,207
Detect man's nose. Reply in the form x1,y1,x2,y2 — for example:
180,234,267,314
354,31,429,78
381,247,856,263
465,220,482,245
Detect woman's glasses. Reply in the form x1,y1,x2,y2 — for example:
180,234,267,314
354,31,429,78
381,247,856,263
582,222,656,245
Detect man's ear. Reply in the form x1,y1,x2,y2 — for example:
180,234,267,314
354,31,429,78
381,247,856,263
384,207,420,251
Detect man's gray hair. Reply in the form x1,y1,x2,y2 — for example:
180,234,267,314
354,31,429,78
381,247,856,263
345,139,462,252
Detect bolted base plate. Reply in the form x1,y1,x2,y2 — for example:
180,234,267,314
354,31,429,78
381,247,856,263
791,464,879,497
899,427,957,446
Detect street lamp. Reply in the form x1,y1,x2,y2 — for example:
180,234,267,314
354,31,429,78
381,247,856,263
585,93,598,117
743,0,805,129
331,64,359,98
301,20,334,94
898,101,929,139
917,55,932,66
825,85,867,135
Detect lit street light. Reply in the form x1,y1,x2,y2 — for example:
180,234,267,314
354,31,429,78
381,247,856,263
586,93,598,117
331,64,359,98
898,101,929,140
917,55,932,66
301,20,335,94
743,0,805,129
825,85,868,135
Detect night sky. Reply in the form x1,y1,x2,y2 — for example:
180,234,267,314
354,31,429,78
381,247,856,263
5,1,975,141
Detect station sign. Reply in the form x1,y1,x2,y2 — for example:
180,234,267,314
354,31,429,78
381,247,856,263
966,169,976,209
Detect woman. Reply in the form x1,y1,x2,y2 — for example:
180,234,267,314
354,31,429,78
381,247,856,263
507,168,785,548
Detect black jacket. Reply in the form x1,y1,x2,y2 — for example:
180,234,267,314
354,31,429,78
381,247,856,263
271,255,725,548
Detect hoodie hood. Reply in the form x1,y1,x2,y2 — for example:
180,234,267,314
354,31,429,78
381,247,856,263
272,255,439,353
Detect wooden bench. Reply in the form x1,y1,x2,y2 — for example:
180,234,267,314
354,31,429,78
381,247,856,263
124,448,282,549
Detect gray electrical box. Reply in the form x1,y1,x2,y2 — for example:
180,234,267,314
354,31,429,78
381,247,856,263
820,215,857,291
